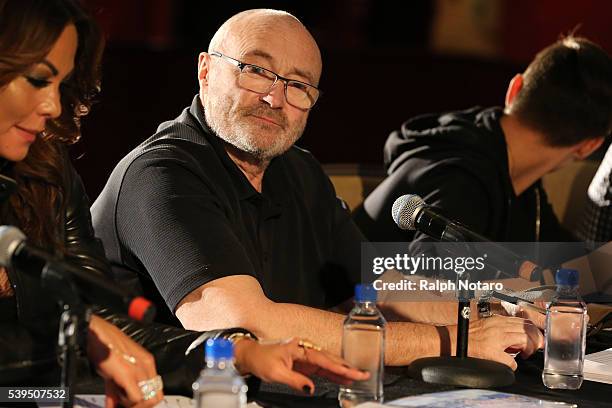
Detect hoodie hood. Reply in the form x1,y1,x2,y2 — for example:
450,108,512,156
384,107,510,187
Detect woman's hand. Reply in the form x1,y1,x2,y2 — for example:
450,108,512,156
234,337,369,394
87,315,164,408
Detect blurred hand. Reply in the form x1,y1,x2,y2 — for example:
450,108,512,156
87,315,164,408
0,267,14,297
451,315,544,370
234,337,369,394
518,261,540,281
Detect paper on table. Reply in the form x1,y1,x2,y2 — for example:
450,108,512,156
584,347,612,385
355,389,576,407
38,395,263,407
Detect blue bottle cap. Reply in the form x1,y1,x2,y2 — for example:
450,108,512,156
355,284,377,302
205,338,234,360
555,268,579,287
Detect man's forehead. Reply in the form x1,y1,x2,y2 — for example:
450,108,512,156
221,18,322,83
239,47,319,83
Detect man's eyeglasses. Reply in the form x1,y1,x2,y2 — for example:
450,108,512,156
210,51,321,110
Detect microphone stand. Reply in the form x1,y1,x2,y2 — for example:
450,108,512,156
407,243,515,388
455,274,471,358
43,261,91,408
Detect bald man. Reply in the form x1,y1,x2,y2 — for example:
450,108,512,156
92,9,543,369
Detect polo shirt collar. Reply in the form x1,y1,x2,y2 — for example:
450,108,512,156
188,95,290,208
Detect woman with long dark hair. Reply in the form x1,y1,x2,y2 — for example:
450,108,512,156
0,0,168,405
0,1,367,405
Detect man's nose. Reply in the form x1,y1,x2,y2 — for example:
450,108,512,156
261,80,286,109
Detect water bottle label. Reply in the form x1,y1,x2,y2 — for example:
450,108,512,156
198,393,241,408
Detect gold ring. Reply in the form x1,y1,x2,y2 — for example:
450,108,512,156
107,343,137,364
122,353,137,365
298,339,322,351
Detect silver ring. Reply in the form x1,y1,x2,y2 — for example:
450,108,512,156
138,375,163,400
142,389,157,401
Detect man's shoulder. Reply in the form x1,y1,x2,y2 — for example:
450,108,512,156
385,106,504,173
283,145,323,170
93,107,221,204
138,108,214,158
273,146,341,206
119,114,218,173
280,145,332,182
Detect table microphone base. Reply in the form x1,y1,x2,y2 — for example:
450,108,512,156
408,356,515,388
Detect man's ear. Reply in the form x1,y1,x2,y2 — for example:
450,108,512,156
505,74,524,108
574,136,605,160
198,52,211,89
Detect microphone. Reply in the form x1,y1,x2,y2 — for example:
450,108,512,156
392,194,491,242
392,195,517,387
391,194,537,280
0,225,155,323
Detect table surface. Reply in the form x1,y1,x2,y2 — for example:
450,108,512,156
254,345,612,408
28,349,612,408
43,330,612,408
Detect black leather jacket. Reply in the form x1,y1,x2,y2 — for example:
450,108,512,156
0,150,255,394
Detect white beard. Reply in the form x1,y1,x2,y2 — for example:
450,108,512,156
203,94,304,162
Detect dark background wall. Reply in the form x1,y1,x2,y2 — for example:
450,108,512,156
72,0,612,199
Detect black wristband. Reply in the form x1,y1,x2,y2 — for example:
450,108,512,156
477,298,492,319
529,265,544,283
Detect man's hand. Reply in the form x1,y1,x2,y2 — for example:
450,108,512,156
88,315,164,408
484,300,547,330
452,315,544,370
514,303,547,330
234,337,369,394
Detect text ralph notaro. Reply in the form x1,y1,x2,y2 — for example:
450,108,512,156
372,254,486,275
372,279,504,292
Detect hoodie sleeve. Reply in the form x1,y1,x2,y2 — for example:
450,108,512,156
414,164,493,234
406,163,496,277
355,159,495,244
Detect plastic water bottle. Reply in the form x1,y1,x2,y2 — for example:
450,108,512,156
338,284,386,407
193,338,247,408
542,268,587,390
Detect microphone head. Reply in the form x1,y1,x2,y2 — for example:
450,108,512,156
392,194,426,230
0,225,26,267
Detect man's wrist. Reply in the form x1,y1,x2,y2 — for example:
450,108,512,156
477,298,506,319
477,298,493,319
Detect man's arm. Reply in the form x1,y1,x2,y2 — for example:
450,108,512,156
176,275,543,369
177,275,449,366
375,269,547,330
372,269,464,325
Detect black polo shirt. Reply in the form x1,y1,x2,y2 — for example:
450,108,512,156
92,96,364,324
